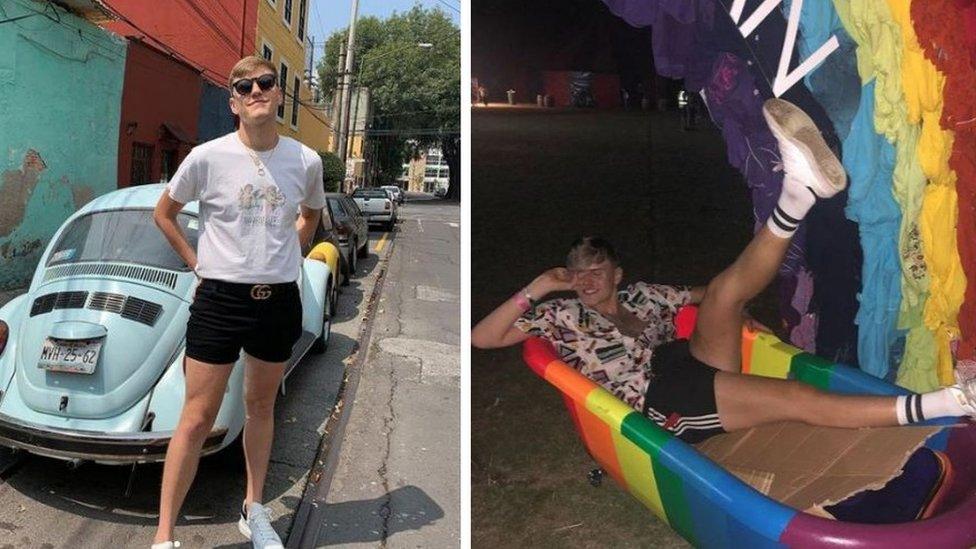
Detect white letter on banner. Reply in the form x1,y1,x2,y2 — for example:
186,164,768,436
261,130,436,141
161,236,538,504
728,0,839,97
772,0,838,96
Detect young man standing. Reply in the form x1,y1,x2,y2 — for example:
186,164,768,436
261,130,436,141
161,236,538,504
151,56,325,549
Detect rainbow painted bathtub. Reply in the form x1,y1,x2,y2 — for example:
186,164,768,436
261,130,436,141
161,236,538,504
521,330,976,548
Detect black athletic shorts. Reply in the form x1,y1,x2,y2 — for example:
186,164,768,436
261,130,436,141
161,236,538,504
642,339,727,444
186,278,302,364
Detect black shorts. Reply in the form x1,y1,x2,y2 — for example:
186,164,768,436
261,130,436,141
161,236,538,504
186,279,302,364
642,339,726,444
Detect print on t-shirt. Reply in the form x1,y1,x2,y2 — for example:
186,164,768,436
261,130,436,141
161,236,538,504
238,182,287,229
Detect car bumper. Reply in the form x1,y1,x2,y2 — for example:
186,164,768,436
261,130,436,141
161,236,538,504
0,411,228,464
366,213,393,223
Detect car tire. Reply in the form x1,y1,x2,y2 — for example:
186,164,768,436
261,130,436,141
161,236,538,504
341,246,352,286
310,282,332,354
386,219,395,232
330,278,338,317
348,241,358,278
357,232,369,258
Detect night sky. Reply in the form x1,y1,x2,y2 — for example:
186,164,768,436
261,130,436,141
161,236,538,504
472,0,656,99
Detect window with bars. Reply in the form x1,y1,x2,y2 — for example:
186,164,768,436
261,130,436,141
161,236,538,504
278,62,289,120
291,76,300,128
284,0,293,25
297,0,307,41
131,143,153,186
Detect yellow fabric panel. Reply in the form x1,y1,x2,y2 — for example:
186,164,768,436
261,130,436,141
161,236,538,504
888,0,964,388
612,429,668,523
748,332,800,380
585,388,637,432
919,183,966,386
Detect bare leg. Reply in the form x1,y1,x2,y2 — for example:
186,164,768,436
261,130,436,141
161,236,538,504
714,372,898,431
153,359,234,544
689,226,791,372
242,354,287,507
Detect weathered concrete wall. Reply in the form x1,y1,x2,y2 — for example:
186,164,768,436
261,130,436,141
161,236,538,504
0,0,126,289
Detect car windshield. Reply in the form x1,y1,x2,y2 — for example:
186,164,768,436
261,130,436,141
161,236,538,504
47,209,198,272
353,189,389,199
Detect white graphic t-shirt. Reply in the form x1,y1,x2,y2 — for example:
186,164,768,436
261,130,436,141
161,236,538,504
167,132,327,284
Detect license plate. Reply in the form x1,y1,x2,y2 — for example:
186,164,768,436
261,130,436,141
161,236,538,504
38,338,102,374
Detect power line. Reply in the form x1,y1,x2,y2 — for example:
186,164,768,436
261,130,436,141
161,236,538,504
430,0,460,14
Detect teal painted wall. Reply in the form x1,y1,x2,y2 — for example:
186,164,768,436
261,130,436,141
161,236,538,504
0,0,126,289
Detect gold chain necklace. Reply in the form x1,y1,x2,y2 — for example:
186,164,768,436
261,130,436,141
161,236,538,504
241,137,278,177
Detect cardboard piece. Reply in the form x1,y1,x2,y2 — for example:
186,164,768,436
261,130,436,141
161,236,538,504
695,422,943,514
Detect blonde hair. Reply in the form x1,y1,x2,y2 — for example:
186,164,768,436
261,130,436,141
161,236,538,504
228,56,278,88
566,236,620,268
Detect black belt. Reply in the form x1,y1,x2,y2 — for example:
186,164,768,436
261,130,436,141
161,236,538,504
200,279,297,301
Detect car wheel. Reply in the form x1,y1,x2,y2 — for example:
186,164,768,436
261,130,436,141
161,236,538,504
310,282,332,354
330,278,338,317
386,219,395,232
357,232,369,258
348,241,358,277
341,247,352,286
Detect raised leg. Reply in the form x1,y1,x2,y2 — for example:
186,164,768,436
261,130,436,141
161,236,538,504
689,227,791,372
690,98,848,372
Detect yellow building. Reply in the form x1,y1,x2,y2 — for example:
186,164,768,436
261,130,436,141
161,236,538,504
257,0,331,153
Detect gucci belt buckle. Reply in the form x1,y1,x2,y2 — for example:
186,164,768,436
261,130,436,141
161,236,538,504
250,284,272,300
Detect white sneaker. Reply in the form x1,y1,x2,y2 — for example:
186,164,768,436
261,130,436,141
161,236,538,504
949,371,976,418
239,502,284,549
150,542,181,549
763,98,847,198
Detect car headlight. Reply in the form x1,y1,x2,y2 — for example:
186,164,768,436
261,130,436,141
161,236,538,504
0,320,8,356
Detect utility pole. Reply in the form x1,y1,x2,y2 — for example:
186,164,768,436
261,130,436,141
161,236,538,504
332,42,345,154
336,0,359,164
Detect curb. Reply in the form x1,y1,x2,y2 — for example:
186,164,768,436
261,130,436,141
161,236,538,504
285,227,398,548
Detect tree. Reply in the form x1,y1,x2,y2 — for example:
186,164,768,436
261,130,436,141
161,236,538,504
320,152,345,193
318,6,461,199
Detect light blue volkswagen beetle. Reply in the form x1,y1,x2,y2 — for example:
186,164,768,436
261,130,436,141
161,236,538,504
0,184,334,465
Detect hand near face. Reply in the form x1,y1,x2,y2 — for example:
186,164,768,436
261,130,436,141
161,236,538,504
529,267,576,298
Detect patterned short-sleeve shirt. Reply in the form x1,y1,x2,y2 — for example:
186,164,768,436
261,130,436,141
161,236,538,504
514,283,691,411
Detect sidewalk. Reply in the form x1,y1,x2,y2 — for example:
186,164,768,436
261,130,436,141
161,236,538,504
315,203,461,547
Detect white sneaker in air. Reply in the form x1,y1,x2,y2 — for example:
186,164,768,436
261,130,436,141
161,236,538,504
150,542,181,549
763,97,847,198
239,501,284,549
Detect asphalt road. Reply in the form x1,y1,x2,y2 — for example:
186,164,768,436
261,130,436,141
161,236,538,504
0,195,457,548
472,107,761,547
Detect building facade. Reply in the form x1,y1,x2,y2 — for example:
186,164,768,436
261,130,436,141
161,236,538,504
102,0,258,183
0,0,126,289
257,0,330,153
116,39,202,188
398,146,449,194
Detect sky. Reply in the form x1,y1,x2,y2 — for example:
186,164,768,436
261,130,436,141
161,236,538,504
307,0,460,68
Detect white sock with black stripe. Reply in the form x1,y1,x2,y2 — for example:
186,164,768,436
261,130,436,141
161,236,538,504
896,390,969,425
766,174,817,239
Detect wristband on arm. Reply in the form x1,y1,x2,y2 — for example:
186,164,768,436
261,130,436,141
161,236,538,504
512,288,535,312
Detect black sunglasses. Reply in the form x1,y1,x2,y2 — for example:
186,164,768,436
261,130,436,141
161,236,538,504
232,73,278,96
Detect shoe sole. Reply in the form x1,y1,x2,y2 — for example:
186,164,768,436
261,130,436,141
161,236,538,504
238,517,252,540
762,98,847,197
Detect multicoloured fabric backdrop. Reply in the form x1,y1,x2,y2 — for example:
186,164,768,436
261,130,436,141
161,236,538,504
601,0,976,393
